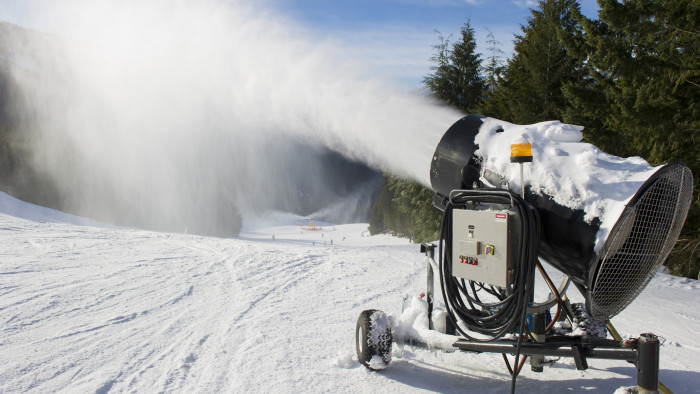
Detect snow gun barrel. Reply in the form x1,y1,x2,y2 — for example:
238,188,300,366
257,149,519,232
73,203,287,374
430,115,693,321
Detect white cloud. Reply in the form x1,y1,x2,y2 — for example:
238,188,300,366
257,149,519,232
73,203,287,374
313,25,437,87
314,21,520,89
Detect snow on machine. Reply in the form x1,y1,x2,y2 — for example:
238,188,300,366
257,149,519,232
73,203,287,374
356,115,693,393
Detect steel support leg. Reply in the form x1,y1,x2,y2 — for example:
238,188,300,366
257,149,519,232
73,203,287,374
421,243,436,330
637,333,660,394
530,312,546,372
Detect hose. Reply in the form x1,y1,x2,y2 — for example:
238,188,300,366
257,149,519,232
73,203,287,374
436,189,540,393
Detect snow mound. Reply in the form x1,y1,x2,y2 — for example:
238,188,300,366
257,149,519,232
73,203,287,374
368,355,388,370
476,118,659,251
541,122,583,142
392,296,457,352
0,191,109,227
332,351,356,369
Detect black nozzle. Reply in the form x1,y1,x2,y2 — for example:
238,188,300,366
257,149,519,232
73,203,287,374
429,115,484,204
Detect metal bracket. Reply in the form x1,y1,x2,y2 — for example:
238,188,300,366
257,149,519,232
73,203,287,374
421,243,437,330
571,344,589,370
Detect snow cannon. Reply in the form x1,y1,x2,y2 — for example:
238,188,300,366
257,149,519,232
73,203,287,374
355,114,692,393
430,114,693,322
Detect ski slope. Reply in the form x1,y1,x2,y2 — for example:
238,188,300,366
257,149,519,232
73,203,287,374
1,192,699,393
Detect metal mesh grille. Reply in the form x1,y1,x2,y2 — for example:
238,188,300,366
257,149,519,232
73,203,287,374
590,164,693,321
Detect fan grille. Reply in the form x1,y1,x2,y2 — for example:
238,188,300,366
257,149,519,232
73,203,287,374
590,164,693,321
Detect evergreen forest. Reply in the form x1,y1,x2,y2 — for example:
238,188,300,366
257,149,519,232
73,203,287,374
368,0,700,279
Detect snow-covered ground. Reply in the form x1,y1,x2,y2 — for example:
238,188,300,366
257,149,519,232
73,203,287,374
1,192,699,393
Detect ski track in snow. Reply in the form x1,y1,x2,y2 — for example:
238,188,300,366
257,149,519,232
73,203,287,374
1,206,699,393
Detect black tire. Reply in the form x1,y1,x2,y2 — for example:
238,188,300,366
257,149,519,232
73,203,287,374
356,309,392,370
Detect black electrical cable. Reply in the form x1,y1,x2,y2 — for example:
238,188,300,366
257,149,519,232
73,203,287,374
436,189,540,393
438,189,539,339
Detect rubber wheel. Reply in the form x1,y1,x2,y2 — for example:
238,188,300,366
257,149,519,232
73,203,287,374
356,309,392,370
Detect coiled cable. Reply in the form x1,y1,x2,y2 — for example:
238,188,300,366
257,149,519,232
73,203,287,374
437,189,540,392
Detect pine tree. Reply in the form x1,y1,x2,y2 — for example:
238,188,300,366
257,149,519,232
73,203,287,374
482,0,585,123
423,20,486,113
484,28,505,95
385,176,442,243
423,32,453,105
369,175,395,236
563,0,700,277
368,173,442,243
370,20,487,243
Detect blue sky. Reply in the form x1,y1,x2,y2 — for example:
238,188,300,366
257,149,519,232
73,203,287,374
268,0,600,87
1,0,600,88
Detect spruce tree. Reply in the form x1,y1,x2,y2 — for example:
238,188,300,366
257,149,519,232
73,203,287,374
484,28,505,95
369,174,395,236
370,20,487,243
563,0,699,277
423,32,453,106
368,173,442,243
482,0,585,123
423,20,486,113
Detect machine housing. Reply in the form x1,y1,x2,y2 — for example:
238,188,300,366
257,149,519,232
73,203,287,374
451,208,518,288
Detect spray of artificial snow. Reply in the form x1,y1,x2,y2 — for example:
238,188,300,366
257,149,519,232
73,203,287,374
9,0,659,247
475,118,659,251
9,0,461,233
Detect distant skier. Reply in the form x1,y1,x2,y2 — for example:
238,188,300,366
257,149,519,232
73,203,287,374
272,235,276,241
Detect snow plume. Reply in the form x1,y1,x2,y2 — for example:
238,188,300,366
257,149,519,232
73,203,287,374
10,0,461,234
305,175,383,224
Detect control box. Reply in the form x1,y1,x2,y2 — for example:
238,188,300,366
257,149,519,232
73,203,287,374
451,208,518,288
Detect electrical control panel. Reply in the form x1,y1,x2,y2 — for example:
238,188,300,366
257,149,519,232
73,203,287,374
451,208,518,288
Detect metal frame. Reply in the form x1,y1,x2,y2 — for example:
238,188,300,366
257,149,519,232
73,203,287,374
418,242,661,393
